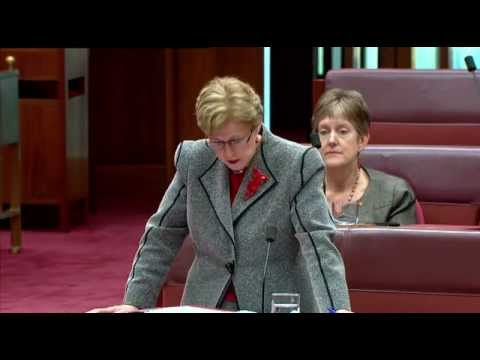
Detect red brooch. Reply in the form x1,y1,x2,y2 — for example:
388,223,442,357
244,168,269,200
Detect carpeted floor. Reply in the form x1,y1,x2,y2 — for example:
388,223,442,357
0,198,157,313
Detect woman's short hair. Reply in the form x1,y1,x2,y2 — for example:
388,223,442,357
311,88,371,137
196,76,263,135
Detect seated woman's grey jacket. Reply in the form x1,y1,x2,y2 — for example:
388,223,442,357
124,127,351,313
353,167,417,225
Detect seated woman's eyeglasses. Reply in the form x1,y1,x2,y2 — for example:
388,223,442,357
318,128,354,140
208,129,254,152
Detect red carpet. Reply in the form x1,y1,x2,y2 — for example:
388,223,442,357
0,198,157,313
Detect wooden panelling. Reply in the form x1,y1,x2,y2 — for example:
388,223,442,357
440,47,449,68
379,47,396,68
173,47,264,144
19,99,65,201
95,164,166,201
396,47,412,68
0,48,64,80
0,143,21,252
215,47,264,97
0,145,17,201
67,159,88,202
89,48,166,166
163,49,176,184
380,47,411,68
87,48,263,208
312,79,325,108
343,47,354,68
173,48,217,142
1,49,88,230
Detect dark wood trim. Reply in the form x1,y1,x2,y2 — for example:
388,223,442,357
379,47,396,68
95,164,167,200
380,47,412,68
440,47,449,69
88,48,263,207
397,47,412,68
312,79,325,108
164,48,176,184
343,47,353,68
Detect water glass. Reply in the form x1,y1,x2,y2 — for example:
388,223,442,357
271,293,300,313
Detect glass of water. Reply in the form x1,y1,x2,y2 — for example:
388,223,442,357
271,293,300,313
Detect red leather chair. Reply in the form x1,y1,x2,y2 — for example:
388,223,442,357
156,145,480,307
156,235,194,307
324,69,480,146
360,145,480,225
159,226,480,312
335,226,480,312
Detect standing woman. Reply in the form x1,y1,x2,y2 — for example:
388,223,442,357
89,77,350,313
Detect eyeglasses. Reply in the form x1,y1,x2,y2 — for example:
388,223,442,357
208,129,255,152
318,128,354,141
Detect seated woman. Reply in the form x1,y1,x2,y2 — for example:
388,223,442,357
311,88,417,225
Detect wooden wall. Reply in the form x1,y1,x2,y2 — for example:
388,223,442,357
89,48,263,210
0,48,88,229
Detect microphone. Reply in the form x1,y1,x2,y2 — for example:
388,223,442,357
309,132,321,149
465,55,477,72
464,55,480,97
261,226,276,313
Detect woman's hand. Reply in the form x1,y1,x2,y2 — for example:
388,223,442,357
87,304,140,313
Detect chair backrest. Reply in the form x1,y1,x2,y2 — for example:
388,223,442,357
157,235,194,307
325,69,480,146
335,226,480,312
160,226,480,312
165,234,194,285
415,200,425,224
360,145,480,225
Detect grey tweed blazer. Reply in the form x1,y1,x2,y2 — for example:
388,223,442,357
124,127,350,313
321,167,417,226
357,167,417,225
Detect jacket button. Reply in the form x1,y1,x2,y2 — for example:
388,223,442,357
225,261,235,274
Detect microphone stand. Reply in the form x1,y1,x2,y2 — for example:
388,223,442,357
465,56,480,97
261,236,274,313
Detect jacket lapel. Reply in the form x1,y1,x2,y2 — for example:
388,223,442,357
199,159,235,243
232,139,278,226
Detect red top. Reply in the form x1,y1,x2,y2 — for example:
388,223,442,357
223,170,245,303
229,170,245,204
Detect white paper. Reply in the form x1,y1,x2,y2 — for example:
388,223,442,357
143,306,230,313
